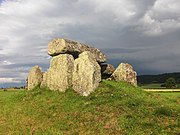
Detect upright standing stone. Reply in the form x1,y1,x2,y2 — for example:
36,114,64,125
48,38,106,63
41,54,74,91
27,65,43,90
111,63,137,86
72,51,101,96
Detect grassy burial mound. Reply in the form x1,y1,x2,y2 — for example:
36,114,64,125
0,81,179,134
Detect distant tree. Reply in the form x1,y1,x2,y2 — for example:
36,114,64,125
3,89,7,91
165,78,176,88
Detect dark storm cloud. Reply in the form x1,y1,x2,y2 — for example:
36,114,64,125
102,48,141,54
0,0,180,87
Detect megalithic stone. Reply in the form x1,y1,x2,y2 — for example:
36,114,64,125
48,38,107,63
100,63,115,79
27,65,43,90
111,63,137,86
40,54,74,92
72,51,101,96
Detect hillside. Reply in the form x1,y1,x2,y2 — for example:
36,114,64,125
0,81,179,134
138,72,180,84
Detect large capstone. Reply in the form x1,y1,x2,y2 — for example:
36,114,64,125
27,65,43,90
101,63,115,79
72,51,101,96
111,63,137,86
41,54,74,91
48,38,106,63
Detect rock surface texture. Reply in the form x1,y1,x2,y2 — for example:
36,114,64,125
41,54,74,91
48,38,106,63
101,63,115,79
72,51,101,96
27,66,43,90
111,63,137,86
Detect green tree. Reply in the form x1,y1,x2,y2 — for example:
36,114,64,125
165,78,176,88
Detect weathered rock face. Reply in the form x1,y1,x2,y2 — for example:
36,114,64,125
48,38,106,63
72,51,101,96
27,65,43,90
101,63,115,79
41,54,74,91
111,63,137,86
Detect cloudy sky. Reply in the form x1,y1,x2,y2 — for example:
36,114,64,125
0,0,180,87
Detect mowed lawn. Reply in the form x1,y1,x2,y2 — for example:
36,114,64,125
141,83,180,89
0,81,179,134
141,83,163,89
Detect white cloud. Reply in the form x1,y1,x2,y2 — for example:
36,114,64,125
94,0,137,22
139,0,180,36
0,0,180,86
3,60,14,65
153,0,180,14
0,77,21,84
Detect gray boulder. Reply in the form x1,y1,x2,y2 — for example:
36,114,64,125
41,54,74,91
72,51,101,96
48,38,106,63
101,63,115,79
27,65,43,90
111,63,137,86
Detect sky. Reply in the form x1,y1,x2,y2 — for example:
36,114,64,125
0,0,180,87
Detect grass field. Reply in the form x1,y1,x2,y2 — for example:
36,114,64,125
0,81,179,134
140,83,163,89
156,92,180,100
140,83,180,89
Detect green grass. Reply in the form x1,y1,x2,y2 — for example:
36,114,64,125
140,83,180,89
140,83,163,89
157,92,180,99
155,92,180,105
0,81,179,134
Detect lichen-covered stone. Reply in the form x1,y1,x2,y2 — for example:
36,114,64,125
27,65,43,90
72,51,101,96
101,63,115,79
41,54,74,91
48,38,106,63
111,63,137,86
